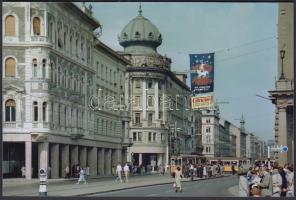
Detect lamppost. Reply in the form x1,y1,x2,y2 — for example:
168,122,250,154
279,50,286,80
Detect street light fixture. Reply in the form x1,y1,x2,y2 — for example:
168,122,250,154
279,50,285,80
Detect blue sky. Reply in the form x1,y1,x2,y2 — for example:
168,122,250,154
82,2,278,141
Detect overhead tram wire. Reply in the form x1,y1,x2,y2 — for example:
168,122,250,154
174,35,277,55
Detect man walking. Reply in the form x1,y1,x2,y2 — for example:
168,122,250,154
123,163,130,183
115,163,123,183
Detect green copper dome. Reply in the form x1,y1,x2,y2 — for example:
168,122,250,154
118,8,162,54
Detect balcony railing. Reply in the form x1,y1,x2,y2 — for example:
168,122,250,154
3,122,16,128
31,36,49,43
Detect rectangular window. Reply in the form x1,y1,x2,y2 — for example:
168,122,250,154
135,113,141,124
133,132,137,141
135,80,141,88
135,96,141,106
148,81,153,88
148,132,152,142
138,132,142,141
148,96,154,106
148,113,153,126
206,118,211,123
153,132,156,142
206,127,211,133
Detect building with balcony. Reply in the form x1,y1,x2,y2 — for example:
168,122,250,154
2,2,130,179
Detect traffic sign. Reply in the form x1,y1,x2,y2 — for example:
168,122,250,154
281,146,288,152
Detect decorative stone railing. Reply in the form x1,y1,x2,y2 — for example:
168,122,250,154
124,54,171,69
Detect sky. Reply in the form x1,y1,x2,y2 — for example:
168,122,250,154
79,2,278,141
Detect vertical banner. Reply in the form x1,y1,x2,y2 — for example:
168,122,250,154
190,53,214,109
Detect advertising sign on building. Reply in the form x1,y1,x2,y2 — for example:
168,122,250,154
190,53,215,109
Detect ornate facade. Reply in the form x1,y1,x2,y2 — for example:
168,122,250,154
118,8,197,169
3,2,130,179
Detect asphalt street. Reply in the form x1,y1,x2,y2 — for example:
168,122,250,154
89,175,238,197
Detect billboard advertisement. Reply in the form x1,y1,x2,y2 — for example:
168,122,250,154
190,53,214,95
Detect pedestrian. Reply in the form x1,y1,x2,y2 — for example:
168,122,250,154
257,166,272,197
123,163,130,183
279,166,288,197
231,165,235,175
76,167,86,184
189,163,194,181
271,165,282,197
203,165,207,178
174,166,183,192
21,166,26,178
64,165,70,178
285,166,294,197
115,163,123,183
238,172,249,197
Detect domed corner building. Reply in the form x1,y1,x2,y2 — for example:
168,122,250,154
118,7,199,171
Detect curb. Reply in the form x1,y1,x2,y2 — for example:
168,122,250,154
77,175,231,196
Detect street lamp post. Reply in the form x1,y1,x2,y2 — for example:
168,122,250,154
279,50,286,80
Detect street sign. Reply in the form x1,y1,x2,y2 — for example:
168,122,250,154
281,146,288,152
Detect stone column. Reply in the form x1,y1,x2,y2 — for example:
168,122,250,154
61,144,69,178
38,142,49,174
142,80,147,119
104,149,111,175
88,147,98,176
139,153,142,166
25,141,32,179
98,148,105,176
71,145,79,167
80,146,87,168
111,149,116,169
155,81,159,120
50,143,59,178
278,107,288,165
122,149,127,164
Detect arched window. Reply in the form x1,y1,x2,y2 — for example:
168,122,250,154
33,101,38,121
57,66,61,85
148,32,153,39
5,99,16,122
33,17,41,36
42,102,47,122
42,59,46,78
32,59,37,77
122,33,127,39
5,15,16,36
135,31,140,39
5,57,16,77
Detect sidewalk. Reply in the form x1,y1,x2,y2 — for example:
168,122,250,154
227,185,238,197
3,174,230,196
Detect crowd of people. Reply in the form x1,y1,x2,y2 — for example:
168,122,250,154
238,162,294,197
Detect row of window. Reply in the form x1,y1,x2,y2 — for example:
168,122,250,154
132,132,165,142
96,118,118,136
134,95,161,107
4,15,41,36
48,18,92,64
133,112,163,125
4,99,47,122
134,79,162,90
96,62,124,88
4,99,89,130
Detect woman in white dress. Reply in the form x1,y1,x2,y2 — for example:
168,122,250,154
203,165,207,178
175,167,183,192
76,168,86,184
